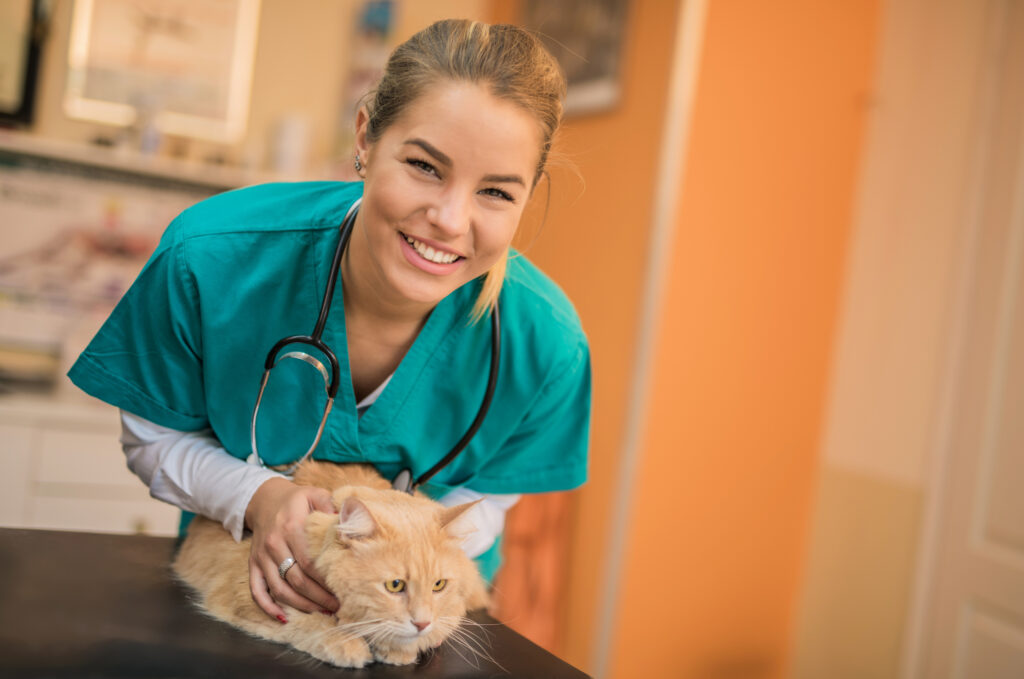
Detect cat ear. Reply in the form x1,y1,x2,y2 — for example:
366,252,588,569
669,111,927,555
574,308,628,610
439,501,480,540
336,496,378,541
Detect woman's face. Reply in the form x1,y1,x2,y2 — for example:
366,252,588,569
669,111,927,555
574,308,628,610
350,81,541,313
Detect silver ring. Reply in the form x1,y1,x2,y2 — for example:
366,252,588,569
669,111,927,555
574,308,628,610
278,557,296,580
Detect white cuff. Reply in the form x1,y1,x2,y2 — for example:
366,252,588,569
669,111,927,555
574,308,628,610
437,487,520,558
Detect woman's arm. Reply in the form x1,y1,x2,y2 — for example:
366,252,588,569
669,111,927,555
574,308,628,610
119,409,283,540
122,410,517,557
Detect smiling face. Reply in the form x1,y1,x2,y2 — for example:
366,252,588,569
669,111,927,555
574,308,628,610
347,81,542,316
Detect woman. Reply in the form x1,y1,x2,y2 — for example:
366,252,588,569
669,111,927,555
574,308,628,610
69,19,590,626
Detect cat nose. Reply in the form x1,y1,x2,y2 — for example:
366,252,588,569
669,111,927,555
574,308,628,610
412,620,430,632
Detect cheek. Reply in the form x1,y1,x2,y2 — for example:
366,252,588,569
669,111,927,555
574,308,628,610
475,212,521,254
364,182,406,230
377,593,407,617
433,589,465,617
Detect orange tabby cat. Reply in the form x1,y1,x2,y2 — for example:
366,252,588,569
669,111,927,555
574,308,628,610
172,462,490,668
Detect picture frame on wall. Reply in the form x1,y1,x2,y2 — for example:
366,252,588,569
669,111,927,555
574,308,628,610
0,0,48,127
522,0,629,116
64,0,261,142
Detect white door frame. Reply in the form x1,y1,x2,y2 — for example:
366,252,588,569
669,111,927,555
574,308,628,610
901,0,1023,676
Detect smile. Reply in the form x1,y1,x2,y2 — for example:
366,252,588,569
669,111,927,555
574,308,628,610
401,233,463,265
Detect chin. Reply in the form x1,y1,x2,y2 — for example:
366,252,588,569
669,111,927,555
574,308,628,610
390,272,468,308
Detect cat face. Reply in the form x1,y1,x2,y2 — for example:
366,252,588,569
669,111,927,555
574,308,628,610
309,488,483,654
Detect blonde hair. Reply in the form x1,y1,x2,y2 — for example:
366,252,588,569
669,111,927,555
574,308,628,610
365,19,566,321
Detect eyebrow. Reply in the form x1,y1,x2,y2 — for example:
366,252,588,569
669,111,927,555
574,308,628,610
404,138,526,187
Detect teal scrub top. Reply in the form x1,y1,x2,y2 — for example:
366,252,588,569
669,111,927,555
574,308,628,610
68,181,591,580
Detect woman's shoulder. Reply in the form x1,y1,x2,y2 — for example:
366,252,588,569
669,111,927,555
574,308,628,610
167,181,363,242
499,252,588,357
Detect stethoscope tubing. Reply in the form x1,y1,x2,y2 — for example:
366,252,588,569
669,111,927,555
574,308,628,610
410,302,500,489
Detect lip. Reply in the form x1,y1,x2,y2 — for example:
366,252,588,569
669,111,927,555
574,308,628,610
400,231,465,258
398,231,465,275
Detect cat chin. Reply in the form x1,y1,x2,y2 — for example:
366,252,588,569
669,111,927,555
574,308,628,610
375,629,443,654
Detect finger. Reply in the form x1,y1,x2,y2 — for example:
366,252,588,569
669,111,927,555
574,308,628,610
286,533,340,611
308,488,337,514
264,556,323,614
284,560,340,612
249,563,288,623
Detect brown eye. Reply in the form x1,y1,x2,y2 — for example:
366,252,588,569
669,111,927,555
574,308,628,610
433,579,447,592
385,579,406,593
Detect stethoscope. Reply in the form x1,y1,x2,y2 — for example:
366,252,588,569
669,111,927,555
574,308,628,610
249,198,501,494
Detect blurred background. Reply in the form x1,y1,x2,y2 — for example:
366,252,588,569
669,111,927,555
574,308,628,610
1,1,1022,678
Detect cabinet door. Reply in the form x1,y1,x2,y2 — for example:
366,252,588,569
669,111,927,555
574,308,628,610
29,426,179,536
0,422,35,527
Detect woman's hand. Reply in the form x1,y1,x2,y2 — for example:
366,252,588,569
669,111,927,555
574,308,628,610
244,477,340,622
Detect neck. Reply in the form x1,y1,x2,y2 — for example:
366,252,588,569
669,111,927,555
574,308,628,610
340,215,433,346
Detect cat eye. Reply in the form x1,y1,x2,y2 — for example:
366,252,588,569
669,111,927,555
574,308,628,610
385,579,406,593
433,579,447,592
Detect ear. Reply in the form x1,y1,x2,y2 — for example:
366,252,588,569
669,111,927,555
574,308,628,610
354,106,371,167
439,500,481,540
336,496,378,541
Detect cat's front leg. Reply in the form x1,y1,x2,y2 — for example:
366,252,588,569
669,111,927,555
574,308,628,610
373,644,419,666
288,615,373,668
314,634,373,668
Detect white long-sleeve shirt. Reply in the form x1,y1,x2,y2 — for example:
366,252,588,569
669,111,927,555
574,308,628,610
119,389,518,557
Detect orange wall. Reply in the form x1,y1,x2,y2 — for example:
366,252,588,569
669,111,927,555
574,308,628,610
607,1,881,678
490,0,680,670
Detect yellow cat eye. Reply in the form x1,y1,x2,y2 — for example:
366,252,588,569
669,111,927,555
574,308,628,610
385,579,406,593
433,579,447,592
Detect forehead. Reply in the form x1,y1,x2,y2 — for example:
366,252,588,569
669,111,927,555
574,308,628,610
380,82,542,174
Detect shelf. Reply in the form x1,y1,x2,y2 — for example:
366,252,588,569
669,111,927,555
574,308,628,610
0,130,277,193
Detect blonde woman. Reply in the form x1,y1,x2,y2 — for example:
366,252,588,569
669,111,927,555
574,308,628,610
70,20,590,625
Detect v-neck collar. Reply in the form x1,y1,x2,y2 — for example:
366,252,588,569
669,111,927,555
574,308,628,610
355,373,392,413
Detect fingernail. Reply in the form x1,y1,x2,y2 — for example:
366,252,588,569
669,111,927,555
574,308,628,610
276,615,288,624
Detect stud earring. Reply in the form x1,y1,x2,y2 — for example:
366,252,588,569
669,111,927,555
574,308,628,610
354,154,364,174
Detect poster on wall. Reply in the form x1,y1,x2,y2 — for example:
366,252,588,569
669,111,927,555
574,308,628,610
64,0,261,142
522,0,629,116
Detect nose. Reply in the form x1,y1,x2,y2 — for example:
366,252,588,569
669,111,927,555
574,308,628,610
428,187,471,237
412,620,431,632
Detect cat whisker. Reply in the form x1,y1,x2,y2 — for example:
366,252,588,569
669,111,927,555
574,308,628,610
322,619,390,645
445,625,488,656
333,617,387,630
366,621,401,648
447,637,500,671
436,616,503,672
336,618,393,647
455,615,498,644
308,625,357,645
440,631,479,669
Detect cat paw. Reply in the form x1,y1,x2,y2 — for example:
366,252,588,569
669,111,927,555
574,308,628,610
315,636,373,668
374,646,419,665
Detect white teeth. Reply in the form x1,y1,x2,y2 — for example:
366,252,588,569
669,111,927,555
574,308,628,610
404,235,460,264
